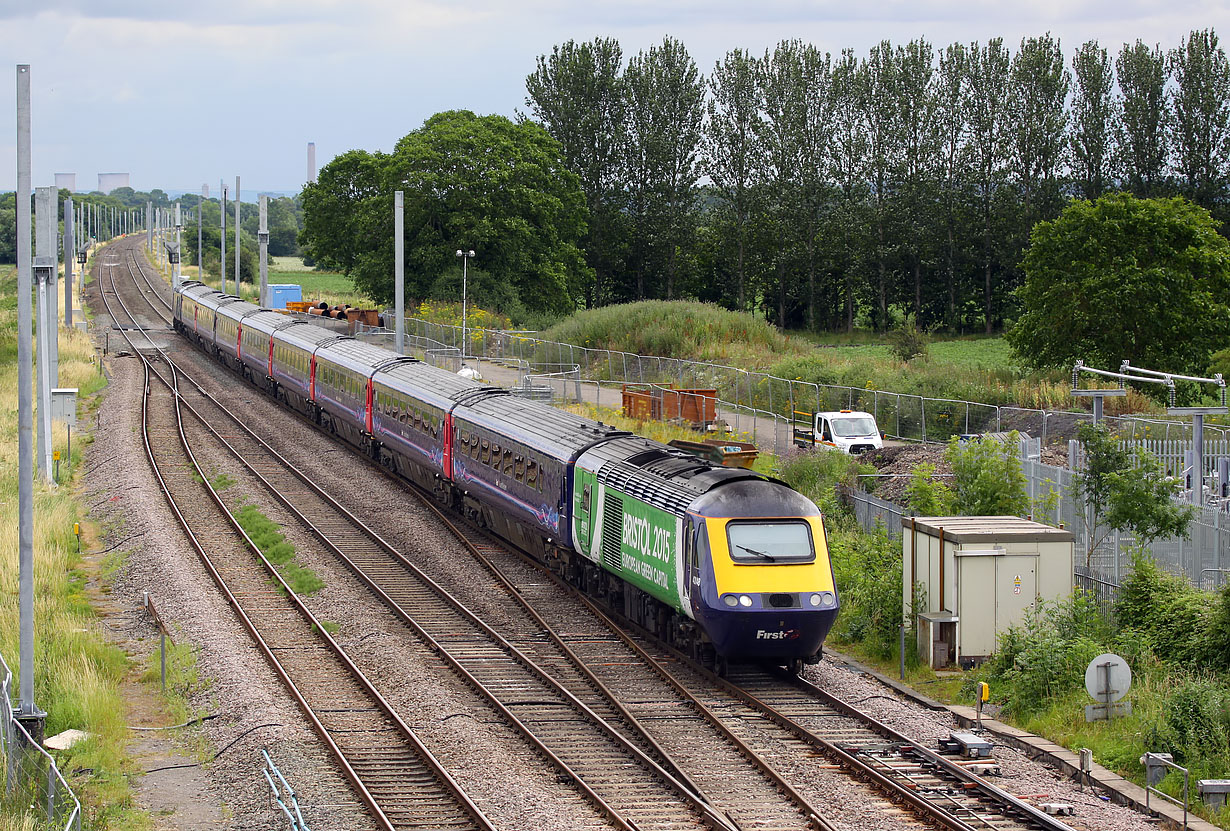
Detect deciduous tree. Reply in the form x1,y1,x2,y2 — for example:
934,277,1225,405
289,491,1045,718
1115,40,1170,196
1010,193,1230,376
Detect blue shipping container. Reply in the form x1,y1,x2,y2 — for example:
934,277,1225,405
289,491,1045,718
267,284,303,309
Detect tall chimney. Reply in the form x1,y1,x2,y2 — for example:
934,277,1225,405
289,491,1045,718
307,142,316,185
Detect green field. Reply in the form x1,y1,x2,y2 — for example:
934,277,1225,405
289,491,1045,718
186,257,373,309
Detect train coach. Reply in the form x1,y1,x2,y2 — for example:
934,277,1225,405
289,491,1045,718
172,280,840,670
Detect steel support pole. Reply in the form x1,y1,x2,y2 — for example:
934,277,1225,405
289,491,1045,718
1194,413,1205,507
394,191,404,354
234,175,240,292
146,200,152,251
199,185,205,284
42,188,58,384
220,181,227,294
16,64,38,717
1093,395,1103,426
34,187,53,480
63,197,73,328
173,203,182,291
258,195,268,307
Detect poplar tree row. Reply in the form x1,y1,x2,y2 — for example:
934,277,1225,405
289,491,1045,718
525,30,1230,332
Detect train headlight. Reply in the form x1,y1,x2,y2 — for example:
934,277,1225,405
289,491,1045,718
738,595,753,608
812,591,836,608
809,593,822,607
722,594,738,607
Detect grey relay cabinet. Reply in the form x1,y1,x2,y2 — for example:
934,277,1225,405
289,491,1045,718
901,516,1074,668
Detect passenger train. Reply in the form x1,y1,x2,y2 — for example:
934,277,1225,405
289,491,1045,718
174,280,840,670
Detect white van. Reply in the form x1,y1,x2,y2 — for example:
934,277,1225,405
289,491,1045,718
793,409,884,454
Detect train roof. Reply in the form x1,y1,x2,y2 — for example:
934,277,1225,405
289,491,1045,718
240,309,295,335
455,394,626,461
315,338,408,375
582,435,770,515
273,322,348,351
216,298,261,322
181,282,223,305
374,360,499,407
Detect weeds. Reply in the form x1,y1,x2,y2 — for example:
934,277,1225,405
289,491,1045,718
232,503,325,595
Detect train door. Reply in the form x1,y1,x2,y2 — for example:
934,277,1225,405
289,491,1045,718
680,516,695,609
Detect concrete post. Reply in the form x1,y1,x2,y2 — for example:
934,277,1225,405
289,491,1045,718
220,181,227,294
16,64,39,718
63,197,73,328
234,175,240,293
146,200,152,251
258,194,268,307
395,191,404,353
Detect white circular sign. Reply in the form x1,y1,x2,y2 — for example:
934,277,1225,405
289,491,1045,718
1084,653,1131,703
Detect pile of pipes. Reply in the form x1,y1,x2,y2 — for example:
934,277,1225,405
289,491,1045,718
306,302,383,327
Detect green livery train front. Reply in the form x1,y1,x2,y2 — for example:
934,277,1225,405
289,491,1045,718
572,437,839,665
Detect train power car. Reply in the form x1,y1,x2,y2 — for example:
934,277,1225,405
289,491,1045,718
171,279,840,670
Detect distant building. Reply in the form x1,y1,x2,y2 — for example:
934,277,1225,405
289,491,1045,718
97,172,130,193
54,173,76,192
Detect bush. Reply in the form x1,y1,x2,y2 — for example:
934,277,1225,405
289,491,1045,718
981,591,1114,716
777,448,873,518
887,315,928,362
944,432,1029,516
904,463,954,515
828,526,905,659
1116,552,1219,667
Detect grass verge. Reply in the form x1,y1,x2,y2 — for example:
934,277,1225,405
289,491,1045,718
0,262,151,828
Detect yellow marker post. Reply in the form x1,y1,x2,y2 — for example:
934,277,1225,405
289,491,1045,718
976,682,989,730
52,450,60,483
73,523,80,553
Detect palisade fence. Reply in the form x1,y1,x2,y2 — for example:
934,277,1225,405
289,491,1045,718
380,317,1230,458
0,650,82,830
841,437,1230,607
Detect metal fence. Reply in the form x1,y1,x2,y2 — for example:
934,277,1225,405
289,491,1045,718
398,316,1230,451
844,438,1230,604
0,650,81,830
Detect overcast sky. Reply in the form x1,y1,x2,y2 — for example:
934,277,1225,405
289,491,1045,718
2,1,1227,196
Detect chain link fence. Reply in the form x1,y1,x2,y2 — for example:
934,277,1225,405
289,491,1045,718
843,437,1230,608
0,650,82,830
393,317,1230,451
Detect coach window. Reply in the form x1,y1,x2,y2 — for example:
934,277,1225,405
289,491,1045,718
503,450,514,476
480,440,490,464
514,455,526,481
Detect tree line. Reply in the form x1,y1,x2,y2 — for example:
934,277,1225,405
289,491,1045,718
524,30,1230,333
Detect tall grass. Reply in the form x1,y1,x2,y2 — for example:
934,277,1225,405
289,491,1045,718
543,300,810,368
0,263,149,827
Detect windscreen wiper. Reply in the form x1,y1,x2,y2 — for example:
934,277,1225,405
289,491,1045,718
736,544,777,562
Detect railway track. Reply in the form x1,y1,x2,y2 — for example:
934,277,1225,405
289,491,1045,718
105,240,743,831
111,238,1084,831
99,251,494,831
